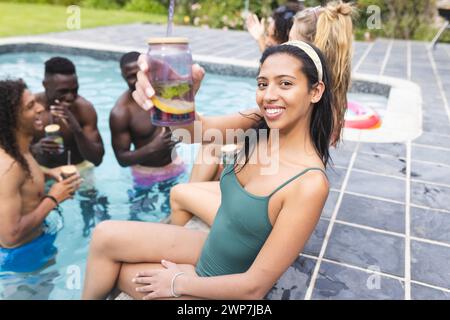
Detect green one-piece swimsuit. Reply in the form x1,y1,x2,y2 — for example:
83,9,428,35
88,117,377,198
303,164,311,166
195,164,326,277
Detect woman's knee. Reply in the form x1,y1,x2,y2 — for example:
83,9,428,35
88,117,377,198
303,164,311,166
170,183,188,209
90,220,121,253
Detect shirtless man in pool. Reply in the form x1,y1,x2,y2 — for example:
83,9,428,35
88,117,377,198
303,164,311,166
31,57,105,169
0,80,81,271
109,52,180,169
110,52,188,217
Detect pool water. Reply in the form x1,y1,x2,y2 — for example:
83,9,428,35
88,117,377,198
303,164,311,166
0,52,385,300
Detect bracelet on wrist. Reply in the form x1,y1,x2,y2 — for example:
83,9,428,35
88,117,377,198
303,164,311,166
42,195,63,216
171,272,185,298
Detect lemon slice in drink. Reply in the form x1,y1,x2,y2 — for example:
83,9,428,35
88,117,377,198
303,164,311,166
151,97,194,115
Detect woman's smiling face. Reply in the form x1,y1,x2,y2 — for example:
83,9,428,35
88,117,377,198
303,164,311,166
256,53,316,131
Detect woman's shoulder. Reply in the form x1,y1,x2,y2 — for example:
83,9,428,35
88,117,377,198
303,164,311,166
280,163,329,200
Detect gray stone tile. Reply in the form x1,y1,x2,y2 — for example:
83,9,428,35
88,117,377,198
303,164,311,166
411,181,450,211
329,150,353,168
422,119,450,135
265,256,316,300
413,132,450,149
422,95,445,105
411,283,450,300
412,145,450,166
422,110,448,123
411,161,450,185
346,171,405,202
329,142,357,167
312,262,404,300
411,207,450,244
359,142,406,158
384,69,407,78
353,152,406,178
325,167,346,190
339,194,405,234
411,240,450,289
324,224,405,277
358,64,382,75
303,218,330,257
322,190,339,219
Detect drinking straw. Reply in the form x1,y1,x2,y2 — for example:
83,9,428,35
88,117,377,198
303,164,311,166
67,150,71,165
166,0,175,37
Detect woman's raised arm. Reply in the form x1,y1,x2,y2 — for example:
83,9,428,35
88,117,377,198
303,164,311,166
132,54,262,144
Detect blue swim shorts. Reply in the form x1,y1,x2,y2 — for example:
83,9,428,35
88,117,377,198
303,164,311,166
0,232,57,273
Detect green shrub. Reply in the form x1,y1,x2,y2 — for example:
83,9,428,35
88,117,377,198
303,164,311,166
384,0,437,39
81,0,121,10
0,0,82,5
0,0,447,43
125,0,167,14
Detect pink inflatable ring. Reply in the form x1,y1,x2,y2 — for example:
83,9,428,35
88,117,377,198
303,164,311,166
345,101,381,129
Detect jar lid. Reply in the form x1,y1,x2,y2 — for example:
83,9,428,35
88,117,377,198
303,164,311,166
61,165,77,174
148,37,189,44
45,124,60,133
221,144,238,154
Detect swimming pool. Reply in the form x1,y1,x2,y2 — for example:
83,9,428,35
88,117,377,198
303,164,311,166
0,52,385,300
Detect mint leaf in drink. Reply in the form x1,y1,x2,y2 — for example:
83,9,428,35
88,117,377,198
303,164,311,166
160,82,191,99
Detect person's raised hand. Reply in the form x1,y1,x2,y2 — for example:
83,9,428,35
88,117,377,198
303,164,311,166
32,137,62,155
246,13,265,41
48,172,83,203
132,54,205,112
50,100,80,130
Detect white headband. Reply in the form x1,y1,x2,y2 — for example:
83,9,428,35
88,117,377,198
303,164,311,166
281,40,323,82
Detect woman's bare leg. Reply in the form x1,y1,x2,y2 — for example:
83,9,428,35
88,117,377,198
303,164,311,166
117,262,203,300
189,144,222,183
169,181,220,226
82,220,208,300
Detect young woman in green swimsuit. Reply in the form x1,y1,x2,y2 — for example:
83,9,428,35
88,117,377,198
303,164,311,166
82,40,333,300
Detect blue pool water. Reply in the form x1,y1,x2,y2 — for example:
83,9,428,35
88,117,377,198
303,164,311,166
0,52,386,300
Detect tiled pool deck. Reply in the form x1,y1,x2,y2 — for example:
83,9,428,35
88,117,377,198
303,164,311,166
2,23,450,300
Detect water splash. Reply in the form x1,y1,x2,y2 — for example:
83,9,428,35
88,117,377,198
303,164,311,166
166,0,176,37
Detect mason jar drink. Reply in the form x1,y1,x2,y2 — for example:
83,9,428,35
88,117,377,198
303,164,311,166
147,37,195,126
45,124,64,154
221,144,238,165
61,165,77,195
61,165,77,180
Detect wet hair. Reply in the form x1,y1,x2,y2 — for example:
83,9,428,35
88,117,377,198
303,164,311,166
292,1,356,146
120,51,140,69
45,57,76,76
271,2,303,44
0,79,31,178
236,43,333,171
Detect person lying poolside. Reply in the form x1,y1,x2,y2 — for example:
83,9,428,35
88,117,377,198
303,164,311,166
82,40,332,300
0,80,82,273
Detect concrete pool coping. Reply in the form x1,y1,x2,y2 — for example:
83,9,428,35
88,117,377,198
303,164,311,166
0,36,422,144
0,36,259,77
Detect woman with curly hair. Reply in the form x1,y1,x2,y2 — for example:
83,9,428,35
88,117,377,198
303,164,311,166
0,79,82,273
